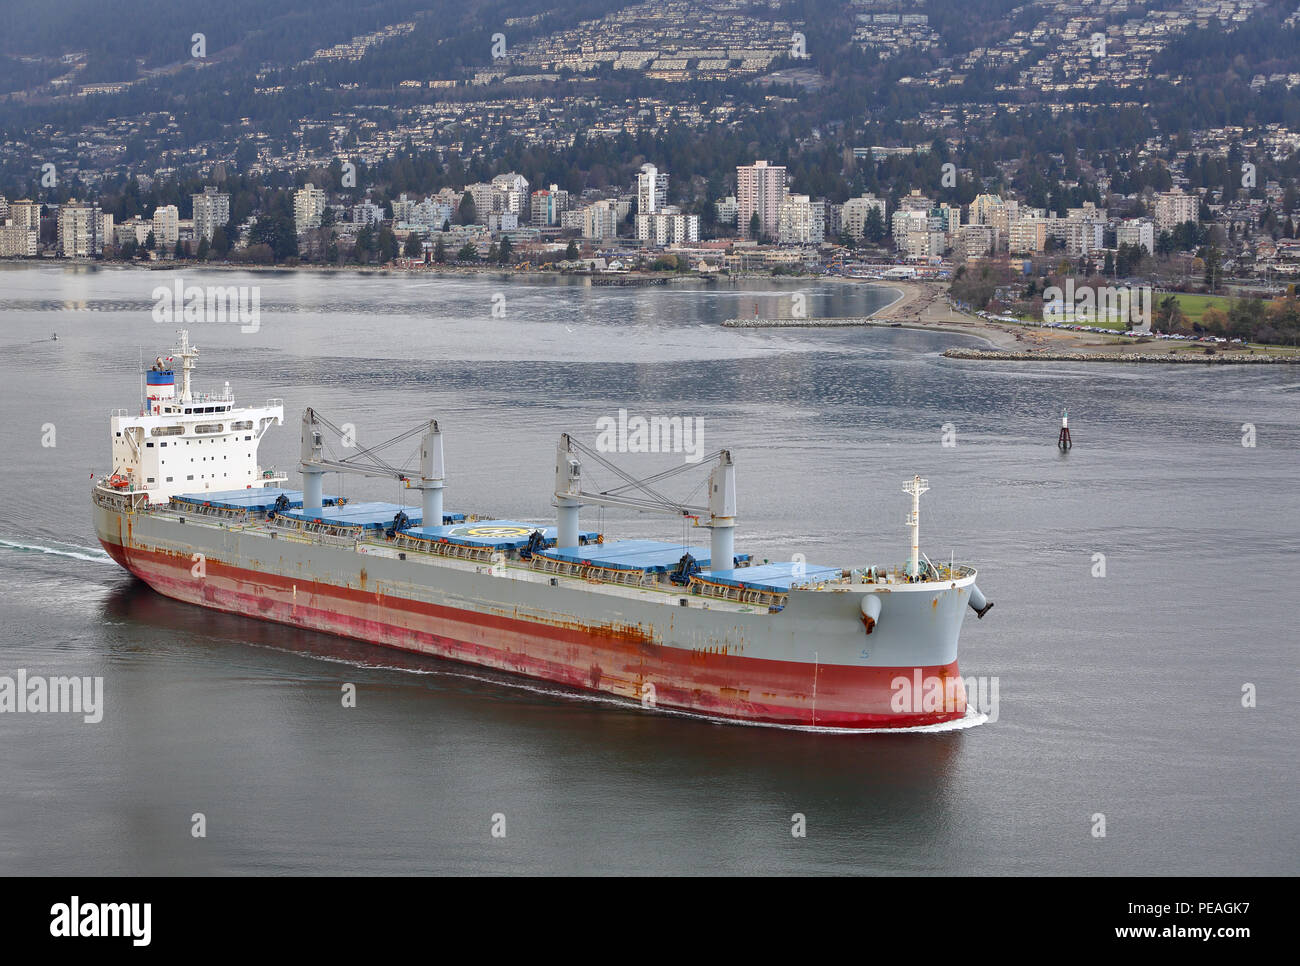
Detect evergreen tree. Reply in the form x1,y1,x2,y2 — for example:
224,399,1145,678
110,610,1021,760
458,192,477,225
864,207,886,243
377,226,398,263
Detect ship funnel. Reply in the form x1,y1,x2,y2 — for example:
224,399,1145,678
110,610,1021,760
555,434,582,548
707,450,736,572
417,419,445,527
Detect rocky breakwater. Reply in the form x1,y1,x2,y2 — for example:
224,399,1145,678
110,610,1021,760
942,347,1300,364
722,317,903,328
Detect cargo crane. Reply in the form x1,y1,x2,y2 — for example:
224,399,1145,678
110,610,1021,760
299,408,445,529
554,434,736,569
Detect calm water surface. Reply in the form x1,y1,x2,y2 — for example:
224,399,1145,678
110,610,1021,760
0,264,1295,875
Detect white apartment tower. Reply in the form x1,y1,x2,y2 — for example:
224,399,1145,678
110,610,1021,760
637,164,669,215
58,200,107,257
1153,190,1198,234
152,205,180,248
293,185,328,234
1117,217,1155,255
736,160,786,240
490,173,530,217
191,186,231,242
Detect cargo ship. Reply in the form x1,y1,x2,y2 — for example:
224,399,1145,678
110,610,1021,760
93,332,993,730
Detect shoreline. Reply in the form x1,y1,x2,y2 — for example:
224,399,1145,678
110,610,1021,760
763,279,1300,363
10,262,1299,363
943,347,1300,364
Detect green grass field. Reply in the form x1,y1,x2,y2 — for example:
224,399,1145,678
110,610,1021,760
1163,293,1233,323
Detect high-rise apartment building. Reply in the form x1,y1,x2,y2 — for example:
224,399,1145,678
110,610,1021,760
736,161,786,240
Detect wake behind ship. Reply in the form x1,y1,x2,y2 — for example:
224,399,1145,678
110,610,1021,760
92,332,993,730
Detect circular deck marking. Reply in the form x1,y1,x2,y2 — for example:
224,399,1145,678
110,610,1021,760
452,525,534,539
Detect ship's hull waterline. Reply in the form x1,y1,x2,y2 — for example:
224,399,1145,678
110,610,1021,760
95,502,976,730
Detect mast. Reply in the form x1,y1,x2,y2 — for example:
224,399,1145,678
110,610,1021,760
175,329,199,403
415,420,445,527
301,408,325,510
555,434,582,549
903,475,929,578
708,450,736,571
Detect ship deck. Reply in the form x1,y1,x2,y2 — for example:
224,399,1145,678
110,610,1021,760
94,484,978,616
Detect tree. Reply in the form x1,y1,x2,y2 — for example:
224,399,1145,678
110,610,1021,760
1155,295,1189,333
456,242,478,262
1202,244,1222,292
433,236,446,263
376,226,398,263
457,192,477,225
565,240,579,259
748,211,761,240
1200,307,1229,335
1116,243,1146,278
211,226,230,257
863,207,886,244
174,240,185,259
196,236,210,260
144,230,156,251
404,232,423,258
498,235,512,265
354,225,373,263
251,212,298,262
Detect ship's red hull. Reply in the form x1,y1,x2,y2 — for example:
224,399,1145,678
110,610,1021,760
100,535,968,730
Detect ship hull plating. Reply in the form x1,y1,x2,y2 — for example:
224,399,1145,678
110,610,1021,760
96,503,973,730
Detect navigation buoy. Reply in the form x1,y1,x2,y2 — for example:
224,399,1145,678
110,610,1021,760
1058,408,1072,450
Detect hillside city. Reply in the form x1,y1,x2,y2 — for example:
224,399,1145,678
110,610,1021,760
1,0,1299,342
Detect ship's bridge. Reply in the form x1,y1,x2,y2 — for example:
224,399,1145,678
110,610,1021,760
99,331,286,503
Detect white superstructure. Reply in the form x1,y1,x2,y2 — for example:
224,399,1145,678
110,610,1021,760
104,331,285,502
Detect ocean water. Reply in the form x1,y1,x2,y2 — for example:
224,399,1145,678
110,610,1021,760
0,263,1295,875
